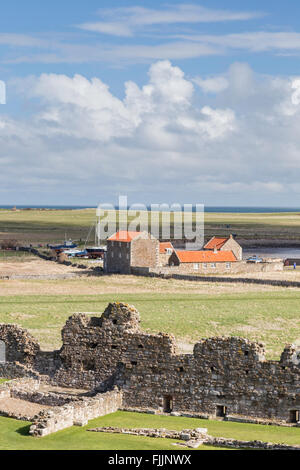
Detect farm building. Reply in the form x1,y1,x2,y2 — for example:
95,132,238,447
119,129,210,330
104,231,159,274
204,234,242,261
168,249,237,273
159,241,174,266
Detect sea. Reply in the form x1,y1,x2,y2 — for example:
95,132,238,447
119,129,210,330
1,205,300,213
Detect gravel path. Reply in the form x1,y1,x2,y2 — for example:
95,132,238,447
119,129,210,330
0,397,51,420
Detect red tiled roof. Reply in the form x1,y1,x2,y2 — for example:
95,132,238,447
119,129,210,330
175,250,237,263
159,242,174,254
204,236,229,250
108,231,142,242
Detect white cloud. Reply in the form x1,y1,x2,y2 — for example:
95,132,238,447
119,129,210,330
193,76,229,93
175,31,300,53
78,22,133,37
4,60,300,205
5,29,300,65
78,4,263,37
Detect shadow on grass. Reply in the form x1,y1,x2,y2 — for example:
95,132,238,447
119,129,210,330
16,423,31,436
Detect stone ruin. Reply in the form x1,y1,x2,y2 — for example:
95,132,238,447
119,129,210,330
0,302,300,435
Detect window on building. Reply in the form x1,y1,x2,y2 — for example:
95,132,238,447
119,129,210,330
193,263,199,270
166,248,172,255
119,252,122,259
211,263,216,268
203,263,207,269
226,262,231,269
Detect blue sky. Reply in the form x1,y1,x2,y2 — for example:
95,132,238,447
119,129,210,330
1,1,300,206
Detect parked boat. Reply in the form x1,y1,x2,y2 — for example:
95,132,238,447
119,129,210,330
85,246,106,259
48,239,77,251
63,249,88,258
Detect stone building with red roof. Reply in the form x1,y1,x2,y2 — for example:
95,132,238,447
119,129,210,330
159,241,174,266
105,231,159,274
168,249,237,273
204,234,242,261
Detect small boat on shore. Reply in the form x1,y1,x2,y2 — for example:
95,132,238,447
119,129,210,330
63,248,87,258
85,246,106,259
48,239,77,251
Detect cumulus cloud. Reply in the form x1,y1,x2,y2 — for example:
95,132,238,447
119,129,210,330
20,61,228,143
193,76,229,94
2,60,300,205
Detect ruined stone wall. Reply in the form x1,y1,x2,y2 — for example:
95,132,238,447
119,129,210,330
120,336,300,423
1,303,300,424
53,303,176,390
0,362,40,380
0,324,40,366
52,303,300,423
29,389,123,437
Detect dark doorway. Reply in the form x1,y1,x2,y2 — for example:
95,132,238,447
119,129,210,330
289,410,299,423
216,405,227,417
163,395,173,413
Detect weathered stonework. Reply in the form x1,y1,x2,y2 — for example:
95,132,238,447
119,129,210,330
0,324,40,365
29,388,123,437
0,302,299,426
105,233,159,274
86,425,300,450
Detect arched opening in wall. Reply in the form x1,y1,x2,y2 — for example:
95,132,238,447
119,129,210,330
0,341,6,363
216,405,227,418
163,395,173,413
289,410,299,423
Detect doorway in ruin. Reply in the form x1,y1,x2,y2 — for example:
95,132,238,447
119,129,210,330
216,405,227,418
163,395,173,413
0,341,5,363
289,410,299,423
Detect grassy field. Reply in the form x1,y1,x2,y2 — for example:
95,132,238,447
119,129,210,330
1,411,300,450
0,276,299,358
0,250,35,262
1,208,300,244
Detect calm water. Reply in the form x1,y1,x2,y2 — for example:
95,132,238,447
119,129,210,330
243,248,300,259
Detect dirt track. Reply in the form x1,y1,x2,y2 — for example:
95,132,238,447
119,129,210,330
0,259,87,277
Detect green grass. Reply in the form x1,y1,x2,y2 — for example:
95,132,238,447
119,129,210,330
0,378,8,384
0,250,35,262
0,290,299,358
0,411,299,450
2,208,300,243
